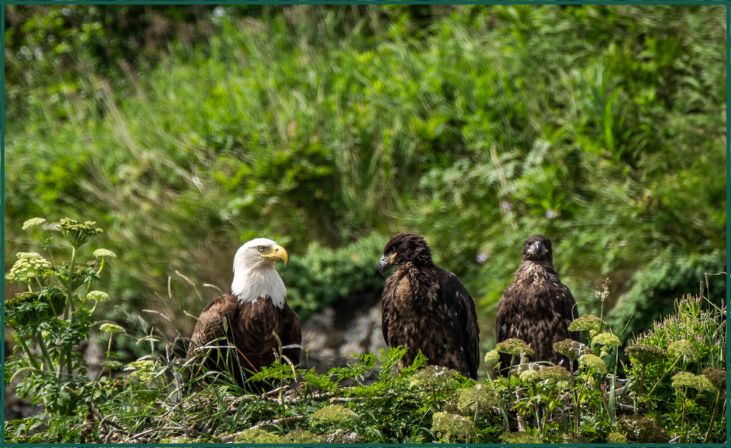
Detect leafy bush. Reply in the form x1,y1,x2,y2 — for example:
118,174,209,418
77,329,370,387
283,232,386,319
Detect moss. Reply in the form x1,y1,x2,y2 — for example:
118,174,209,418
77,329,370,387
618,415,668,442
606,432,628,443
321,429,362,443
499,432,543,443
233,428,282,443
408,365,465,392
310,404,358,428
431,411,476,442
280,429,321,443
158,436,205,443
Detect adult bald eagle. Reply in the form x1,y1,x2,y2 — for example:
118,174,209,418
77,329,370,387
496,235,579,374
379,233,480,379
187,238,301,388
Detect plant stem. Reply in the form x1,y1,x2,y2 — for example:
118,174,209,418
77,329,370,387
647,355,681,398
703,390,720,442
107,335,114,358
17,336,41,371
64,246,77,320
33,330,54,373
680,393,687,442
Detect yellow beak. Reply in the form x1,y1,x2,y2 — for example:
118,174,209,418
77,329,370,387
265,244,288,265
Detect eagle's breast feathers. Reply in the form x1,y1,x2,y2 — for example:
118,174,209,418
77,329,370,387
496,237,580,372
381,257,480,379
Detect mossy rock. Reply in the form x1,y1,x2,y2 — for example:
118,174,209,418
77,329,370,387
310,404,358,429
409,365,466,393
321,429,362,443
500,432,543,443
618,415,668,443
431,411,476,443
233,428,282,443
280,429,321,443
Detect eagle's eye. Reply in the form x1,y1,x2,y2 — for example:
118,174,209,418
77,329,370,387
257,246,266,253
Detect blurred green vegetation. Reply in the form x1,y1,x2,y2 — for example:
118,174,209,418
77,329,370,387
6,5,725,340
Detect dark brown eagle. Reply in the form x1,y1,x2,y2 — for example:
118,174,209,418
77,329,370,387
496,235,579,374
379,233,480,379
187,238,301,389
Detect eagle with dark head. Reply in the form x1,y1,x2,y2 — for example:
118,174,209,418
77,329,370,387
379,233,480,379
496,235,579,373
187,238,301,388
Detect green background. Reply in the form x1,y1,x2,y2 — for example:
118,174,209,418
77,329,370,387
5,4,726,345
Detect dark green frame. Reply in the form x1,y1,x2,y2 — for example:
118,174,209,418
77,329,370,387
1,1,728,446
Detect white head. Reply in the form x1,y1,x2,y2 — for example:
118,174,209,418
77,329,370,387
231,238,288,308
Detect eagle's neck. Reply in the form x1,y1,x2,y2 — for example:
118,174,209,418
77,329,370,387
231,266,286,308
516,259,558,281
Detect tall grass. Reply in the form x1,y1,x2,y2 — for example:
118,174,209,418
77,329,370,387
6,6,725,338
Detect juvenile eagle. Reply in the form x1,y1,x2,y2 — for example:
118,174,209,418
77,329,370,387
379,233,480,379
496,235,579,373
187,238,301,388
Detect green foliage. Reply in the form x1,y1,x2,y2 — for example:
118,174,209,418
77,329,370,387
6,6,724,340
607,250,724,337
622,294,726,442
5,296,726,443
6,217,116,417
283,232,386,319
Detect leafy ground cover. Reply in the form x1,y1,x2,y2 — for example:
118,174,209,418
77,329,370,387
4,218,726,443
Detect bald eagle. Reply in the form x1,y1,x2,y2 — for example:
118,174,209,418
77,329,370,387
187,238,301,388
496,235,579,373
378,233,480,379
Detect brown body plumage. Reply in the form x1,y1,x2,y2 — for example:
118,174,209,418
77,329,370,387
187,238,301,389
188,292,301,386
379,233,480,379
496,235,579,373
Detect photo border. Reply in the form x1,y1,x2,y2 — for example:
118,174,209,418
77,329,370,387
1,1,728,446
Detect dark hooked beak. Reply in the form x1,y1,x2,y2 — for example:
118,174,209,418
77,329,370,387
378,255,391,276
526,241,546,256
